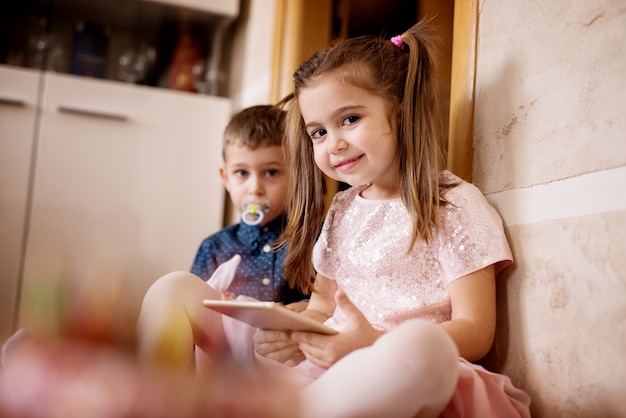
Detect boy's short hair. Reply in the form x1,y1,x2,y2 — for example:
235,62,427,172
223,105,286,153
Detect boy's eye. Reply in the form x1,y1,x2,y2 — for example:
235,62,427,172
342,115,359,126
309,128,327,140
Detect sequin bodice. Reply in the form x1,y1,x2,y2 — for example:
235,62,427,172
313,171,512,331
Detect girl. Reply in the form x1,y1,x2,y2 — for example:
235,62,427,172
254,21,531,417
138,21,531,417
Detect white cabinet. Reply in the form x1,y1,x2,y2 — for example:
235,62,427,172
1,0,239,342
1,68,230,338
0,66,42,342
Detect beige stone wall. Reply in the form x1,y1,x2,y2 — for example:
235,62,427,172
473,1,626,192
472,1,626,417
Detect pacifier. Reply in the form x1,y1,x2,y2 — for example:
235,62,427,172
241,198,270,226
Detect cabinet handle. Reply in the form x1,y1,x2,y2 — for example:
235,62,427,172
58,105,128,121
0,96,27,107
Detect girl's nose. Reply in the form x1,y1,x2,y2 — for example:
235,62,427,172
328,133,347,154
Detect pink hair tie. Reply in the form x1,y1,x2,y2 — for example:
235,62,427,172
390,35,404,49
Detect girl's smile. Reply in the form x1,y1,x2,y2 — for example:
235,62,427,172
334,154,364,172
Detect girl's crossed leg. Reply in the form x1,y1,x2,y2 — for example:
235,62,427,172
298,319,459,418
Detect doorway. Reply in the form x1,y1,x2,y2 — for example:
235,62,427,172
333,0,454,151
328,0,455,195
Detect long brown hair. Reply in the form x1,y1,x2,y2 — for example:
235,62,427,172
280,20,453,294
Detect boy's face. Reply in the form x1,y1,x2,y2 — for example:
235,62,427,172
220,144,288,226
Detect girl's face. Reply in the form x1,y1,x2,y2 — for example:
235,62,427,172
219,144,288,225
298,74,400,200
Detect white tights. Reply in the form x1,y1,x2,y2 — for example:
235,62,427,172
299,319,459,418
137,272,459,417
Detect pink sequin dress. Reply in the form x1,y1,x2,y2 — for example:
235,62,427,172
307,171,531,417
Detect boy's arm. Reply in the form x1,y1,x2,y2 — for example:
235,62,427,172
190,238,219,280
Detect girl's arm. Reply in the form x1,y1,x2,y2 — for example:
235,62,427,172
300,273,337,322
440,264,497,362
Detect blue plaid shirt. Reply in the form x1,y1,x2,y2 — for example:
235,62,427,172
191,215,305,304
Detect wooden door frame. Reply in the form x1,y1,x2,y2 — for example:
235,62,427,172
447,0,478,181
271,0,478,182
270,0,333,103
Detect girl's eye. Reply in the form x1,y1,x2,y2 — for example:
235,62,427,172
265,169,279,178
234,170,248,178
342,115,359,126
309,128,327,140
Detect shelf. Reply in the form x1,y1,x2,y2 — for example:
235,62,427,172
1,0,239,97
141,0,239,17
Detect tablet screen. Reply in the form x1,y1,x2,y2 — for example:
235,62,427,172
202,300,337,335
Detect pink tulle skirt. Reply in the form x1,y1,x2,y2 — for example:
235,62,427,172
440,358,531,418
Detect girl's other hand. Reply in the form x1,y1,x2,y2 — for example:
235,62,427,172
253,329,305,366
291,289,382,369
285,300,308,313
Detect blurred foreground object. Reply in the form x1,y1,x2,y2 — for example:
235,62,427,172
4,258,299,417
0,334,298,417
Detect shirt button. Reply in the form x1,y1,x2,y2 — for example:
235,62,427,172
263,244,272,253
261,278,271,286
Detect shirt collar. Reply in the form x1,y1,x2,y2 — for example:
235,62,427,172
236,213,286,247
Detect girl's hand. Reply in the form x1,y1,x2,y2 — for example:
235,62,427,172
253,329,305,367
290,289,383,369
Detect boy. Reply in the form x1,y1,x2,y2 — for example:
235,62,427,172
137,104,305,370
191,104,305,305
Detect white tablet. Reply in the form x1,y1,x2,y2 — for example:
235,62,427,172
202,300,337,335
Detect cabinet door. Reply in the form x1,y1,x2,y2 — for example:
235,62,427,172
19,73,230,334
0,65,41,343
